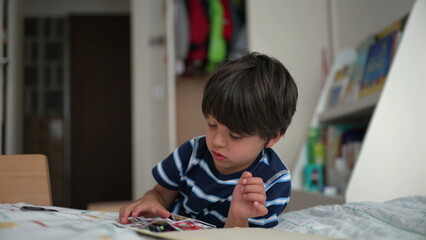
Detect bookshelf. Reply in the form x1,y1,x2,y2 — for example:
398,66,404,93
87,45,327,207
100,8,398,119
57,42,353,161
289,0,426,210
318,92,380,123
346,0,426,203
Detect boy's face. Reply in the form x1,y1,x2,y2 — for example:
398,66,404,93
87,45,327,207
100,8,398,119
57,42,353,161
205,115,279,175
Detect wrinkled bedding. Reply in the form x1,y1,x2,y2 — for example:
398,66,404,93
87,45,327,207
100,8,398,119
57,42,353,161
275,195,426,240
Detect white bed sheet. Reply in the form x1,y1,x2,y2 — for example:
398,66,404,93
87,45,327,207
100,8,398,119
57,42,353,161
275,195,426,240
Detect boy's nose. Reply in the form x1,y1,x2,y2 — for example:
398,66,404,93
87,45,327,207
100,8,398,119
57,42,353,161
212,132,226,148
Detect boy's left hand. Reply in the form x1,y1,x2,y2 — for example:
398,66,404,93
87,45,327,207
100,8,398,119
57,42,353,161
229,171,268,220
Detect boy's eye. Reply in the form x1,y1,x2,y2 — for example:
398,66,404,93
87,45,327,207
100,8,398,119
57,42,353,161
208,123,217,128
229,133,242,140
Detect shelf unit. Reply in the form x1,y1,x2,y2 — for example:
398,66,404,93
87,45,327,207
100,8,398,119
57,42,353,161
290,0,426,210
318,92,380,123
290,49,357,209
346,0,426,203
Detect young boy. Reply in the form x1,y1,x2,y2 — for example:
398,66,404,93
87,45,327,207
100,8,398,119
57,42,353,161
119,52,298,228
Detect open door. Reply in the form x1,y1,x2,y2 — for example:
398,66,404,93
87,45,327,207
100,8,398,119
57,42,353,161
69,15,132,209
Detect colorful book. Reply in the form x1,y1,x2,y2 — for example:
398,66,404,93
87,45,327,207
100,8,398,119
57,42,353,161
327,66,350,108
324,124,366,193
340,36,375,104
307,127,320,164
358,31,398,98
304,164,324,192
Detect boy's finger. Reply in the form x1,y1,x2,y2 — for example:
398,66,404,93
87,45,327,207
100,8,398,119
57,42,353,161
241,176,263,185
241,184,264,194
131,204,145,218
120,212,132,224
243,192,266,203
119,212,129,224
243,171,252,178
239,171,252,185
253,201,268,216
119,205,135,224
155,207,171,218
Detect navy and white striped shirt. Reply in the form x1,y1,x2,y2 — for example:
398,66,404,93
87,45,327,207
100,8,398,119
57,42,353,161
152,135,291,228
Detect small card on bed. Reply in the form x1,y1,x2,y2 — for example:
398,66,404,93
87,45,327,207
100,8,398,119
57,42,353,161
119,214,346,240
120,213,216,234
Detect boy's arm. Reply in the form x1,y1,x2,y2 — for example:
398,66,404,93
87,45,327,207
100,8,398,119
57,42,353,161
119,184,178,224
225,171,268,228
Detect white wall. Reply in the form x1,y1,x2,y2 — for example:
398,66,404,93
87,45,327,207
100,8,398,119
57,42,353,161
330,0,415,55
246,0,331,171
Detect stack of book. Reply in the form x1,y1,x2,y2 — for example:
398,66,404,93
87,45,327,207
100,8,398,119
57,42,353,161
326,15,408,109
304,125,366,195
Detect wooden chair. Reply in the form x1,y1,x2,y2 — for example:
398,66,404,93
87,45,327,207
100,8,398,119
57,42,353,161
0,154,52,205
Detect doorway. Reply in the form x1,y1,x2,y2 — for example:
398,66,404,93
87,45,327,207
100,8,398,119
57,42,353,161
68,15,132,209
23,15,132,209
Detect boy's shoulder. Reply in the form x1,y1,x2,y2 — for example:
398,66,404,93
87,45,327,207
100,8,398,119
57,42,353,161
176,136,210,165
264,148,288,170
254,148,290,185
191,135,208,159
177,135,207,155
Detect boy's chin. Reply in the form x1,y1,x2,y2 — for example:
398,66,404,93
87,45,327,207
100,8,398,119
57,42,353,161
213,162,233,175
214,162,247,175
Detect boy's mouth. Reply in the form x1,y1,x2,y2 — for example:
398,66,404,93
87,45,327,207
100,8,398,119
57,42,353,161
212,151,226,160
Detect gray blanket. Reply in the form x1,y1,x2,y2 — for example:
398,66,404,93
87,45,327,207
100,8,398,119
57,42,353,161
275,195,426,240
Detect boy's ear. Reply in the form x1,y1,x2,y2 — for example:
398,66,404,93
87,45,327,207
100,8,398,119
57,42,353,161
265,133,282,148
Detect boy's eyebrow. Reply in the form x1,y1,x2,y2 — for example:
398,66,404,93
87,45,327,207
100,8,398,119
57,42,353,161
232,132,251,137
205,115,214,122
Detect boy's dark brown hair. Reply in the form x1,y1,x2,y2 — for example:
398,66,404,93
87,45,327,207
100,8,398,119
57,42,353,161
202,52,298,142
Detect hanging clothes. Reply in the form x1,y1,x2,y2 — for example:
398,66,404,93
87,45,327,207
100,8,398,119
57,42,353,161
221,0,233,44
186,0,210,75
228,0,247,57
206,0,227,72
174,0,190,75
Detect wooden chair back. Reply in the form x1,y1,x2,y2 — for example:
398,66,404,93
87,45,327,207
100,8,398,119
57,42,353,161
0,154,52,205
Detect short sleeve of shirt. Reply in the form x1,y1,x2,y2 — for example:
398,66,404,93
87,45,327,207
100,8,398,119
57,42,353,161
249,149,291,228
253,171,291,228
152,138,196,190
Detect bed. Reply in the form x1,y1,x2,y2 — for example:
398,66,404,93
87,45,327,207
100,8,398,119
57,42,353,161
274,195,426,240
1,196,425,240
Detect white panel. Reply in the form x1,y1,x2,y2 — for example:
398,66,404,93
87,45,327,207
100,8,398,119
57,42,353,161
292,49,356,189
166,1,177,152
346,0,426,202
0,0,4,153
5,0,23,154
131,0,169,199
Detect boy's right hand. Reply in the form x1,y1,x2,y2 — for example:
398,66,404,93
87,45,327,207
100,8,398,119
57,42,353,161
119,184,178,224
119,195,170,224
